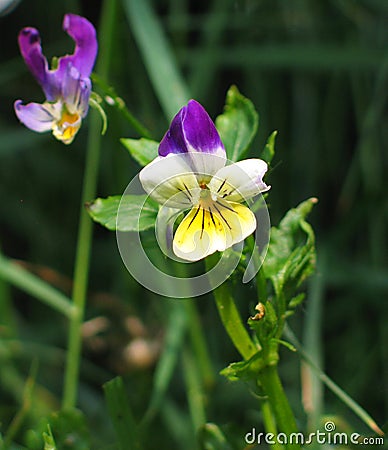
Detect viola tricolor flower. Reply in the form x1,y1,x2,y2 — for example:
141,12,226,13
140,100,270,261
14,14,97,144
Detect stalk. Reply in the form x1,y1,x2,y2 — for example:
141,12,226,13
62,0,117,409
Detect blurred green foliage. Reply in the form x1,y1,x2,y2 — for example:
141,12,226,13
0,0,387,448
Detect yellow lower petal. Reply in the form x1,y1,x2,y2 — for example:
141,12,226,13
52,110,81,145
173,200,256,261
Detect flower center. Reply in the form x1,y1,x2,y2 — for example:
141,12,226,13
52,109,81,145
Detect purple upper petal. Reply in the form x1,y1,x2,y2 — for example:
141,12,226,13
18,28,59,101
159,100,225,158
18,14,97,103
61,64,91,116
57,14,97,79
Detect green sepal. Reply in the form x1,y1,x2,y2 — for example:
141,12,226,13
121,138,159,167
215,85,258,162
51,56,59,70
86,195,159,231
248,301,278,341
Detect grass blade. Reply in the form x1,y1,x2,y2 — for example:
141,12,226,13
302,253,325,432
284,325,384,436
0,252,75,319
142,301,188,425
122,0,190,119
104,377,142,450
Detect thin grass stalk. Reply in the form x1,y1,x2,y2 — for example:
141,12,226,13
302,251,325,435
62,0,118,409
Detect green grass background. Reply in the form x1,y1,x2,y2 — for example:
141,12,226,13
0,0,387,448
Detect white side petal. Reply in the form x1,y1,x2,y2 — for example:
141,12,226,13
155,205,183,258
14,100,61,132
209,158,270,202
139,153,200,209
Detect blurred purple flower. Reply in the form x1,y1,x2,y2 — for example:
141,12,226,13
14,13,97,144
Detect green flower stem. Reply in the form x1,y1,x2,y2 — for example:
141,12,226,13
206,257,255,361
258,364,300,450
213,281,257,360
206,257,299,447
61,111,101,409
90,73,152,139
62,0,117,410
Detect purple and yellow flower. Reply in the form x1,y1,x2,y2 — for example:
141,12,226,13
140,100,270,261
14,13,97,144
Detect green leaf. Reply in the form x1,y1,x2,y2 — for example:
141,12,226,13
120,138,159,167
220,350,265,382
104,377,141,450
215,85,258,162
260,130,277,164
86,195,159,231
46,409,90,450
263,197,318,300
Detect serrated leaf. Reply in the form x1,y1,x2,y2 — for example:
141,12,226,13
121,138,159,166
263,197,318,299
260,130,277,164
215,85,258,162
87,195,159,231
